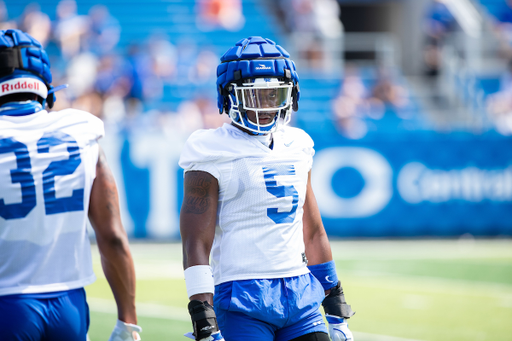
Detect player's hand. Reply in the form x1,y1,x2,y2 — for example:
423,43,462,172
326,315,353,341
187,300,224,341
108,319,142,341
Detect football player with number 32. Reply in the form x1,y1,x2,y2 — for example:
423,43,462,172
0,29,141,341
179,36,355,341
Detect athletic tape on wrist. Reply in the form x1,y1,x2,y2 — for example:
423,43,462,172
184,265,215,298
308,260,339,291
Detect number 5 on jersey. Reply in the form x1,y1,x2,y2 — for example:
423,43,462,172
263,165,299,224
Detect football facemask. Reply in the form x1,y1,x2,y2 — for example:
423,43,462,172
230,78,293,135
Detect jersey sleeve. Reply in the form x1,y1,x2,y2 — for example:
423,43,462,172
286,126,315,170
86,113,105,141
179,129,227,180
60,108,105,143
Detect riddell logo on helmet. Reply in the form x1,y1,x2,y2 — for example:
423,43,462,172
0,78,47,98
1,80,40,93
256,64,271,70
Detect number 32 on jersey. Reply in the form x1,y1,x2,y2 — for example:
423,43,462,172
0,131,84,220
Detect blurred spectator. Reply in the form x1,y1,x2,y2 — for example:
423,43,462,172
0,1,16,30
194,96,230,128
95,53,133,99
147,32,177,83
126,42,152,101
486,87,512,135
175,39,199,85
85,4,121,55
312,0,342,39
66,52,98,98
278,0,342,70
102,92,127,123
18,3,51,47
285,0,316,33
73,91,104,119
53,0,89,59
190,47,218,85
486,58,512,135
369,67,413,120
488,0,512,60
499,58,512,92
1,1,238,134
301,40,324,70
196,0,245,31
422,0,456,76
331,67,369,139
332,66,416,138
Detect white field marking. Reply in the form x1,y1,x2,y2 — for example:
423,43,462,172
91,260,185,280
90,243,185,280
88,298,424,341
329,239,512,260
90,239,512,262
87,297,189,321
135,261,184,280
401,294,431,310
499,295,512,307
90,240,512,286
353,332,424,341
341,269,512,300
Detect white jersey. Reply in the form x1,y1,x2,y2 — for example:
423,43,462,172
0,109,104,296
180,123,315,285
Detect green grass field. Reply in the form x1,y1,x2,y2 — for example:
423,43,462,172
85,239,512,341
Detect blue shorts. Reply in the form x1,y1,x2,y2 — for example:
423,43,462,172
214,273,328,341
0,288,90,341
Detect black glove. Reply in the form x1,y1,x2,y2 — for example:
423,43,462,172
322,281,355,319
188,300,220,340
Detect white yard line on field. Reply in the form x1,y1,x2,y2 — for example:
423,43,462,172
341,268,512,298
353,332,424,341
87,297,189,321
328,239,512,260
90,239,512,265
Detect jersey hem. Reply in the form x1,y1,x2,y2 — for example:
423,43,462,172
0,274,97,297
214,267,309,286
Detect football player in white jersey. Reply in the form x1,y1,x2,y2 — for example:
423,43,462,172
179,36,355,341
0,29,141,341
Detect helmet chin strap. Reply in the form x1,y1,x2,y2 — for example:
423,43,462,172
0,100,43,116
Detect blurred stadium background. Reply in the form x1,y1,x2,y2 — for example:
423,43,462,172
2,0,512,340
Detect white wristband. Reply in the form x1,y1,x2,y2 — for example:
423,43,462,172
184,265,215,298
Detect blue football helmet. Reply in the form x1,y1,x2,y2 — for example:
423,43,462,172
216,36,300,135
0,29,61,109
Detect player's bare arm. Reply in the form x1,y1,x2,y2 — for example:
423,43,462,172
303,169,355,340
180,170,219,305
303,170,334,268
89,146,137,324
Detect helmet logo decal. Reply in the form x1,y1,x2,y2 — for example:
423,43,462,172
256,64,271,71
0,78,47,99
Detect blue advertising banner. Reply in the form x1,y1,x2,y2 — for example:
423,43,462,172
310,131,512,237
103,128,512,239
